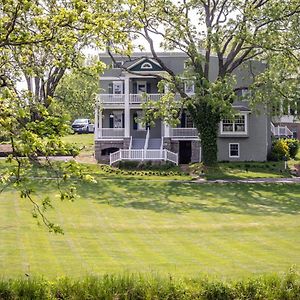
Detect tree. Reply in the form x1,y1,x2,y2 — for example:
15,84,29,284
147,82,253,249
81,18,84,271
55,59,99,120
0,0,133,232
116,0,300,165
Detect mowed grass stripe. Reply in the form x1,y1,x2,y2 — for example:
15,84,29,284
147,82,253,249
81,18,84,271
0,180,300,278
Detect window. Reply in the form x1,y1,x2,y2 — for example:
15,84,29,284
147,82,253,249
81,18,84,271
229,143,239,158
221,114,247,134
136,81,146,94
180,111,194,128
109,111,123,128
112,61,123,68
133,111,145,130
141,62,153,69
184,81,194,94
112,81,123,94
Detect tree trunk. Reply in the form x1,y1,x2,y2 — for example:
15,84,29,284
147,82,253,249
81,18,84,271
188,100,220,166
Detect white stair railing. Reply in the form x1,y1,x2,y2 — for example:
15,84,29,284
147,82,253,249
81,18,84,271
110,150,121,165
271,123,293,137
165,150,178,165
144,128,150,150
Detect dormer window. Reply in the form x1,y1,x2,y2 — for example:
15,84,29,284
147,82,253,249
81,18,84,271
141,62,153,69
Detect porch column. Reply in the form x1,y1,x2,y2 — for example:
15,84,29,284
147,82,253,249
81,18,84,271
98,108,102,138
163,84,171,138
124,76,130,137
164,123,170,137
94,100,99,139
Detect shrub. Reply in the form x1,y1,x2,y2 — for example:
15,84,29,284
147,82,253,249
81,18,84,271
286,139,299,159
269,139,290,161
0,271,300,299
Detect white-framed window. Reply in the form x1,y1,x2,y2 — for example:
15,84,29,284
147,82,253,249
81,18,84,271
184,81,194,94
112,81,123,94
137,81,146,94
184,61,190,69
221,114,247,134
141,62,153,69
133,111,146,130
229,143,240,158
112,61,123,69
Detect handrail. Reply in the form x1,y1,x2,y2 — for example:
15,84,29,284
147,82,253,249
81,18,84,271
271,123,293,137
109,148,178,165
144,128,150,150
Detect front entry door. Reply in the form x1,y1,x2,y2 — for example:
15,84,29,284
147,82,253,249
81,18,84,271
179,141,192,164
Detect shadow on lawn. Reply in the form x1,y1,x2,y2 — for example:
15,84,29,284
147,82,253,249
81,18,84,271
74,179,300,216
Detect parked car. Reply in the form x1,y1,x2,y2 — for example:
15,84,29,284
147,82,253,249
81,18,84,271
71,118,94,133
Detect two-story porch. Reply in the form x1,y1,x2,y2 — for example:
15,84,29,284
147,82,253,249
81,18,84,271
94,104,200,164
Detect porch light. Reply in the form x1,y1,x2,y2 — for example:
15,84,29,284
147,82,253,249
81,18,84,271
109,113,114,118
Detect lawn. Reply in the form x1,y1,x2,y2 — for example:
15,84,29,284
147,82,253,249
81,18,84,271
0,177,299,279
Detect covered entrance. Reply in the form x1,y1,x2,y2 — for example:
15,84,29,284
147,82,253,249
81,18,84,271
179,141,192,164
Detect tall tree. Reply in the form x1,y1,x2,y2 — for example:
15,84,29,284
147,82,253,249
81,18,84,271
118,0,300,165
0,0,132,232
55,59,99,120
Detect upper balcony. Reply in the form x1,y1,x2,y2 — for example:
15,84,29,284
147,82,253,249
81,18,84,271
97,93,180,108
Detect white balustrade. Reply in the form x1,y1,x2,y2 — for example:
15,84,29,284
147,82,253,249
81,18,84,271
271,123,293,137
170,127,198,137
100,128,125,138
109,149,178,165
98,93,181,105
99,94,125,103
129,94,162,104
110,151,121,165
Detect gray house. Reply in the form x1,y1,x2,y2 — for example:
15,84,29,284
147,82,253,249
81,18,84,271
95,52,272,165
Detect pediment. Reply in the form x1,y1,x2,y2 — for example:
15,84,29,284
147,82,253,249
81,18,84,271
127,58,163,72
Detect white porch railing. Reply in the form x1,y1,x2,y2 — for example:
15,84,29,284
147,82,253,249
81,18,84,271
99,128,125,138
98,93,182,105
99,94,125,103
110,149,178,165
129,94,162,104
271,123,293,137
170,127,199,138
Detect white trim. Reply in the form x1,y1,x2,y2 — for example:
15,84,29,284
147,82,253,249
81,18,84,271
125,71,166,76
112,81,123,94
220,113,248,135
100,77,123,81
127,57,162,70
229,143,240,158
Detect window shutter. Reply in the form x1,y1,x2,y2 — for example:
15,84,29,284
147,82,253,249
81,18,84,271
109,115,114,128
133,112,138,130
108,83,113,94
122,112,125,128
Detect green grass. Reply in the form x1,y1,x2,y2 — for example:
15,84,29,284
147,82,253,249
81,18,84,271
62,133,94,156
190,161,291,180
0,177,299,279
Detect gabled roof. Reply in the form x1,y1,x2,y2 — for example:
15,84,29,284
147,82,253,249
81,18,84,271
126,57,164,72
233,105,251,112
